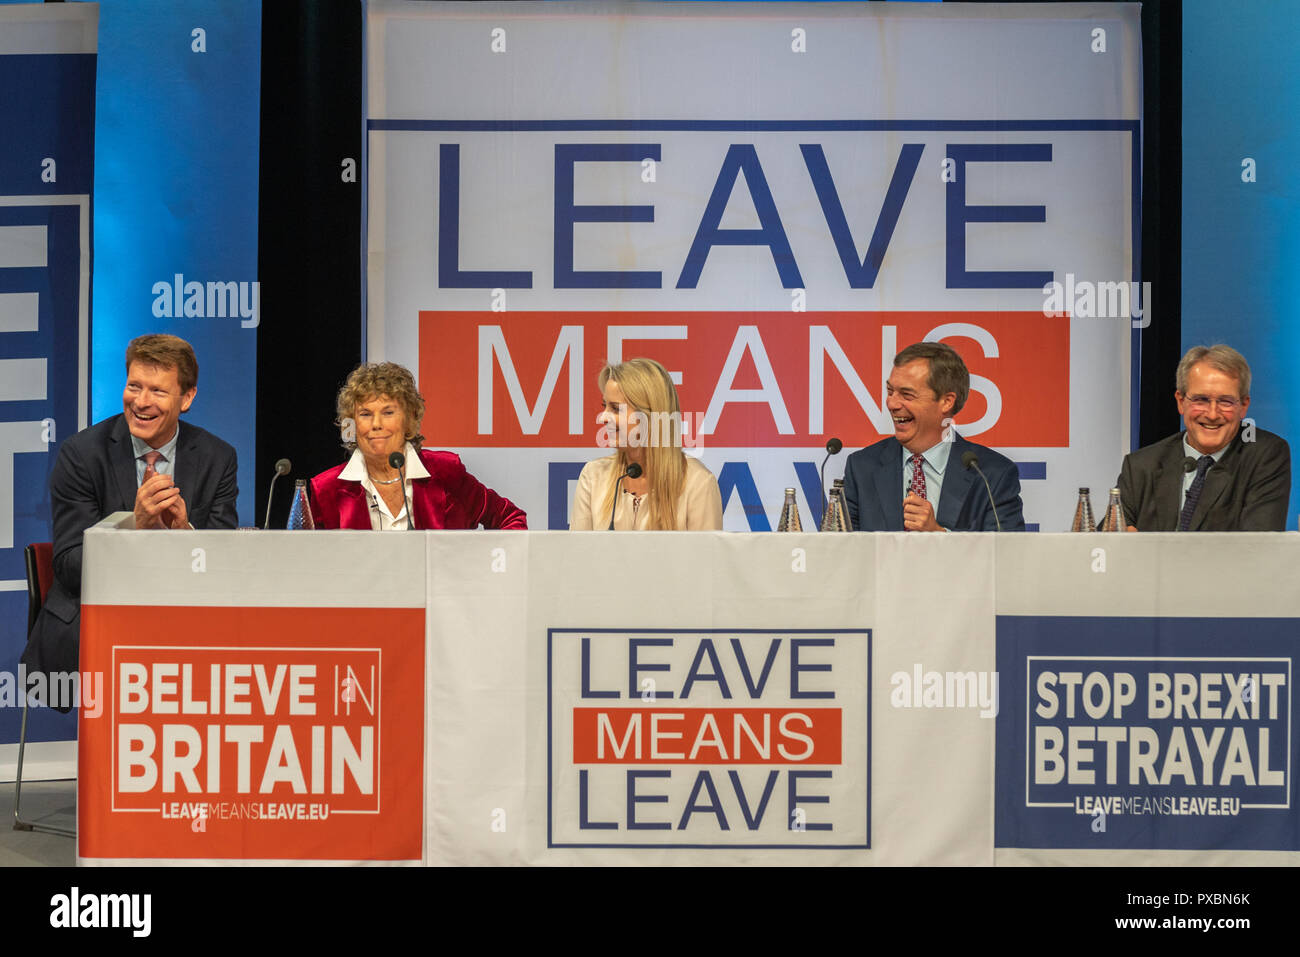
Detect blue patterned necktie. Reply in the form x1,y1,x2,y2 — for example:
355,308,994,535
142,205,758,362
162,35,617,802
1177,455,1213,531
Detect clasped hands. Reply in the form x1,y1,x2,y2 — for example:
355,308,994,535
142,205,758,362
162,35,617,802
134,473,190,530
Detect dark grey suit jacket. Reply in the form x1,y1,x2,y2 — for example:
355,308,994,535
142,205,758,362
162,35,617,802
21,415,238,679
842,434,1026,532
1116,429,1291,531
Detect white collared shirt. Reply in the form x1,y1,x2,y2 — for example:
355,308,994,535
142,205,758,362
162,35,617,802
338,442,430,530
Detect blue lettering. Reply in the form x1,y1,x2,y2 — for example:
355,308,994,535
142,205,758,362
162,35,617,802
677,144,802,289
549,461,586,529
945,143,1052,289
802,142,923,288
627,770,672,830
677,770,730,830
680,639,732,699
580,637,619,699
788,770,833,831
628,638,674,699
438,144,532,288
729,770,778,830
717,462,772,531
790,638,834,699
578,769,617,829
730,637,781,698
554,143,662,288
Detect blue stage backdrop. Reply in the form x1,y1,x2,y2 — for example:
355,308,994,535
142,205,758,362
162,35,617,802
0,2,98,748
1184,0,1300,530
91,0,261,525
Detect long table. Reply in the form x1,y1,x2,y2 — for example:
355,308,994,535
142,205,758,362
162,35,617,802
76,520,1300,865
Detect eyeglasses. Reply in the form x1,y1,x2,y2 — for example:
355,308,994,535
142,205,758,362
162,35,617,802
1183,394,1241,413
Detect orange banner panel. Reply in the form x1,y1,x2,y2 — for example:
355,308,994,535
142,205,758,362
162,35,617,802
78,606,424,861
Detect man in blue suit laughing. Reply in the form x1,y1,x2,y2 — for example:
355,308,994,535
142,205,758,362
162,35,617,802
842,341,1025,532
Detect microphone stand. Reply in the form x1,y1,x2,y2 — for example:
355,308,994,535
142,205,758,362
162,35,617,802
389,451,413,530
608,462,643,530
819,438,843,515
263,458,292,530
962,451,1002,532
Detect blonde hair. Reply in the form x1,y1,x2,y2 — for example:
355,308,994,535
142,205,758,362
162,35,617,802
335,362,426,451
596,358,686,530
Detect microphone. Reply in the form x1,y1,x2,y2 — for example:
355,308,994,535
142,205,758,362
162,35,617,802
263,458,292,530
962,450,1002,532
389,451,414,530
1184,456,1198,473
819,438,843,514
608,462,644,530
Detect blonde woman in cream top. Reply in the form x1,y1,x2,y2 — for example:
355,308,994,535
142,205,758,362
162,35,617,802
569,358,723,531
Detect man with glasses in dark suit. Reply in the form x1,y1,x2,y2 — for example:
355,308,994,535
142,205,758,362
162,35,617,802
1117,344,1290,531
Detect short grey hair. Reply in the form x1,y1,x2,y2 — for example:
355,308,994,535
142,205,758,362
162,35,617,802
1176,344,1251,399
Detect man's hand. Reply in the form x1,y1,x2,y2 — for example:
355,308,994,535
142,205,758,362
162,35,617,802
134,474,187,530
903,492,944,532
160,485,190,529
1126,524,1138,532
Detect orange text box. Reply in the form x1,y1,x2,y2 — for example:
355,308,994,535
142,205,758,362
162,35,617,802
573,707,842,764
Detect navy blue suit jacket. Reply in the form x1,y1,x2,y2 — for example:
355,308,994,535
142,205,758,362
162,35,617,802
842,434,1026,532
21,414,238,681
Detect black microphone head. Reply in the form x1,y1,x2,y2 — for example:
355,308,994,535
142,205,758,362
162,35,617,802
274,458,292,476
826,438,843,455
388,451,406,470
1184,456,1198,473
625,462,643,479
961,451,979,470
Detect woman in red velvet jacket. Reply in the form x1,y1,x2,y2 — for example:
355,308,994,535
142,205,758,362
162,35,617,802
310,362,526,530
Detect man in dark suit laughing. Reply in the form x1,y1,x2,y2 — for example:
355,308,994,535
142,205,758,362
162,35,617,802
843,341,1025,532
22,334,238,680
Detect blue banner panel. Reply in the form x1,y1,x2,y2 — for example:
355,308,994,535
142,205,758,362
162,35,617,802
92,0,261,524
996,616,1298,851
0,36,97,745
1184,0,1300,529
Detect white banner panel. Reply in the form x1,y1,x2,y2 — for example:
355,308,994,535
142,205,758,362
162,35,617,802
367,1,1142,533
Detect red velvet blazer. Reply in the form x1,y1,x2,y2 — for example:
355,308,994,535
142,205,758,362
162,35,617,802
309,448,527,530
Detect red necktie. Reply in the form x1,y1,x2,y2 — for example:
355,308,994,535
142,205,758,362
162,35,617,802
142,450,161,482
908,453,928,500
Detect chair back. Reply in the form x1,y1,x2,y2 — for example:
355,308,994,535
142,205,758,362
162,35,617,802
24,542,53,637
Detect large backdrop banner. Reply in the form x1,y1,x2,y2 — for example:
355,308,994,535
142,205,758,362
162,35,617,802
366,1,1143,532
0,1,98,756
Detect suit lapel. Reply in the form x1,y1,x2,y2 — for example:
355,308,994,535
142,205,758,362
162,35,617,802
173,422,198,502
109,415,140,511
872,440,904,531
1154,439,1185,531
937,438,974,529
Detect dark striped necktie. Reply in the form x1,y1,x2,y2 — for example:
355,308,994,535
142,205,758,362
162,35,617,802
1177,455,1213,531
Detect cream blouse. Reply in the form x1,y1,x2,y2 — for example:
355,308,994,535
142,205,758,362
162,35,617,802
569,455,723,530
